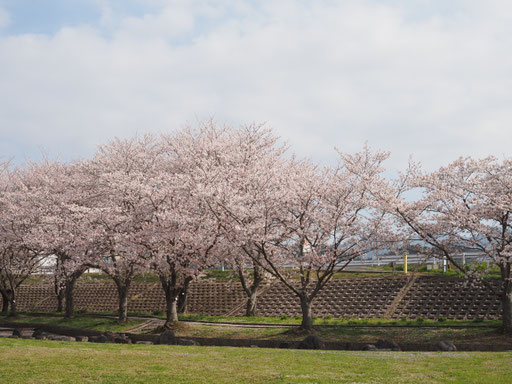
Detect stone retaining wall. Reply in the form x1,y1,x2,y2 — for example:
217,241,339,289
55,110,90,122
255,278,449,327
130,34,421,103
1,275,502,320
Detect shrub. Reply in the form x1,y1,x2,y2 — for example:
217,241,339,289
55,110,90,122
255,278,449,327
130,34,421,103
416,316,424,324
437,317,447,323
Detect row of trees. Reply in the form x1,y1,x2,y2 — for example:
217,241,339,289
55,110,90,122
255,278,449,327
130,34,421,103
0,122,510,333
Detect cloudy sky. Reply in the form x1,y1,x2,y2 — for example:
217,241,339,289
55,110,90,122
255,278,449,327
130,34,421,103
0,0,511,171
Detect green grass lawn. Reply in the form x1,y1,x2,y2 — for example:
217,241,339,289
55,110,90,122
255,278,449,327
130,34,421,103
0,313,143,332
2,312,508,347
174,322,509,347
0,338,510,384
178,313,501,327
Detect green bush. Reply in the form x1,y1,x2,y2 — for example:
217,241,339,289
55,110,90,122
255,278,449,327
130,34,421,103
437,317,447,323
201,269,238,281
75,309,87,315
416,316,424,324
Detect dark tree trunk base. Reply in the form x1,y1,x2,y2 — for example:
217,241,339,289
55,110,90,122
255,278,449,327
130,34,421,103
239,263,264,318
114,280,131,324
245,293,258,317
56,290,64,313
8,298,17,318
1,291,9,313
501,292,512,335
118,291,129,323
299,295,313,331
165,295,179,324
177,277,192,314
64,277,79,318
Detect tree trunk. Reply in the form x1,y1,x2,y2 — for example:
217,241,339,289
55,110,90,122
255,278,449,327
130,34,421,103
54,271,64,313
9,298,17,317
502,287,512,335
178,277,192,314
177,290,187,314
158,271,182,327
115,281,130,323
162,280,179,326
56,288,64,313
64,277,79,318
1,290,9,313
165,295,179,326
246,288,259,317
299,295,313,331
8,289,17,318
238,262,264,317
54,255,63,312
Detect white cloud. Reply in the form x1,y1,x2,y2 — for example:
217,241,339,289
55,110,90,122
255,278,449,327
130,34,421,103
0,0,511,171
0,6,10,29
116,5,195,41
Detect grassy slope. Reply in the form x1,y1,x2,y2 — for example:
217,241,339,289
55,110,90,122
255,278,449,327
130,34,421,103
0,314,143,332
2,313,508,346
175,322,508,346
178,314,501,326
0,338,511,384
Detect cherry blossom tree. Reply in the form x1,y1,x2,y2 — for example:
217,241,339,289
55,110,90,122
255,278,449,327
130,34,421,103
0,162,9,313
27,160,101,318
183,122,392,329
140,197,220,326
130,129,230,327
82,135,162,323
165,122,289,317
222,246,267,317
393,156,512,334
0,164,45,317
243,148,391,331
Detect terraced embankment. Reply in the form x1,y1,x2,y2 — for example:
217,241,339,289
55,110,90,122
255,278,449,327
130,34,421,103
2,275,502,320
